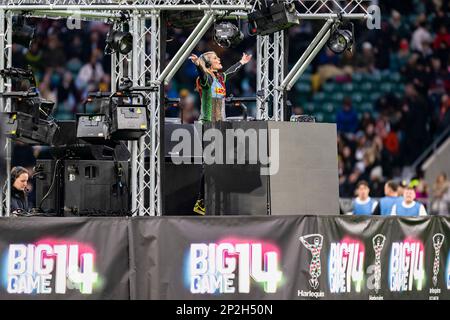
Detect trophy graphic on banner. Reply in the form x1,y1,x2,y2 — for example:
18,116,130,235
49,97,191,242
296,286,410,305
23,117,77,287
372,234,386,294
432,233,444,287
299,234,323,290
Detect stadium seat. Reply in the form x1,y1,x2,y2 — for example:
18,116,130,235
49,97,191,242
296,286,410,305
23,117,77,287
314,112,324,122
360,102,373,113
304,102,315,113
312,92,326,102
322,102,336,113
380,82,394,93
351,92,364,103
322,82,336,92
390,72,402,82
352,73,363,83
342,83,354,92
331,91,345,103
359,82,373,92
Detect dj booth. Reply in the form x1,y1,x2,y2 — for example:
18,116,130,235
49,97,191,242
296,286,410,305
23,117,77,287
35,121,339,217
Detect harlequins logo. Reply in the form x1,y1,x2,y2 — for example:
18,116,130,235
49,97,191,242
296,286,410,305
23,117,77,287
372,234,386,294
299,234,323,289
432,233,444,287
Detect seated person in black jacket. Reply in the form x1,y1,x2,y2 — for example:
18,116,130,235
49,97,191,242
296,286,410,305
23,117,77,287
10,166,29,214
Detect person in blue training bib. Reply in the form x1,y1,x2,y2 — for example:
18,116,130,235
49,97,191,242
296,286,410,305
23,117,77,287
351,180,378,215
374,180,401,215
391,186,428,216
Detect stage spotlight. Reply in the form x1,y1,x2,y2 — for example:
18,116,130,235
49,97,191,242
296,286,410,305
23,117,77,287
248,1,299,36
12,16,35,49
327,22,354,54
213,22,244,48
105,23,133,55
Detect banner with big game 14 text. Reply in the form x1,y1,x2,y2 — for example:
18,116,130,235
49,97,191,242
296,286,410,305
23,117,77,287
0,216,448,299
0,217,130,299
129,216,450,300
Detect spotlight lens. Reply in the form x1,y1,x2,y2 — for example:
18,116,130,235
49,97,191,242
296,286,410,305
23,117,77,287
327,29,353,54
118,33,133,54
108,31,133,55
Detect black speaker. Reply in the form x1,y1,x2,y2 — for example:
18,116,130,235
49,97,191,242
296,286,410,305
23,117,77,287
164,122,202,162
63,160,129,216
203,121,269,216
52,120,79,146
164,162,203,215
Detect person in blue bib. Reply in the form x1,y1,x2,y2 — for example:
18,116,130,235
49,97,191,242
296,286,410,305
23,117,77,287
351,180,378,215
391,186,427,216
374,180,401,215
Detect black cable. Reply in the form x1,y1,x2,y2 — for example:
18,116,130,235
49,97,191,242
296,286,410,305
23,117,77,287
38,159,61,209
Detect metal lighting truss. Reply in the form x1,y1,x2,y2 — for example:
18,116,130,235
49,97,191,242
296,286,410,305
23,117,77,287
0,10,12,216
255,0,372,120
0,0,371,216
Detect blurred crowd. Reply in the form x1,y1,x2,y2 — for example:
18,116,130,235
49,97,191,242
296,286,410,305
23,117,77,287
316,1,450,206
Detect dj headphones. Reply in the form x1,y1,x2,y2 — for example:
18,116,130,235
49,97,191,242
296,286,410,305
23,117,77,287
10,166,28,186
200,53,212,69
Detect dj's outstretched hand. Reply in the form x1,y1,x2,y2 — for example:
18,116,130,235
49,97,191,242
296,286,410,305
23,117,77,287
189,54,200,66
240,53,252,65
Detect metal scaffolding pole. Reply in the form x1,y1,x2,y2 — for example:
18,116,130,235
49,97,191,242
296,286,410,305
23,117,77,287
279,19,333,91
0,10,12,217
0,5,251,11
272,31,284,121
156,12,215,86
256,35,270,120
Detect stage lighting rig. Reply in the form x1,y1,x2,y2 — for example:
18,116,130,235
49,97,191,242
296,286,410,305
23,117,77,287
12,15,35,49
327,20,354,54
248,0,300,36
77,78,149,142
0,67,58,145
105,13,133,55
213,21,244,48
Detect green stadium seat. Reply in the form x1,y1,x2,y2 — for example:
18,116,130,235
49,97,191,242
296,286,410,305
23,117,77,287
365,72,382,82
322,82,336,92
359,82,374,92
368,92,381,102
304,102,315,113
296,82,311,93
351,92,364,103
380,82,394,93
331,91,345,103
342,83,354,92
324,113,337,123
314,112,324,122
322,102,336,113
390,72,402,82
312,92,326,102
360,102,373,112
352,73,363,82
